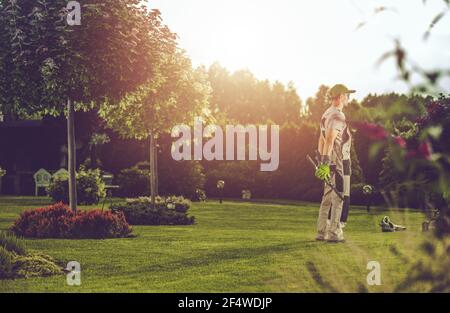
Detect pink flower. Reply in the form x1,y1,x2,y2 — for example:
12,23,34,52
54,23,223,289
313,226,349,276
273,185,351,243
418,141,433,160
392,136,406,148
406,141,433,160
352,122,389,140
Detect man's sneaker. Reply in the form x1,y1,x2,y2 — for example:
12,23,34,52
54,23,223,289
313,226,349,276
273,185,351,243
337,227,344,241
316,232,327,241
327,230,345,242
340,222,346,229
327,237,345,243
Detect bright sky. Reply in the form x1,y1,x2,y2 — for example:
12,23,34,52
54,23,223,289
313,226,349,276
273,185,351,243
148,0,450,100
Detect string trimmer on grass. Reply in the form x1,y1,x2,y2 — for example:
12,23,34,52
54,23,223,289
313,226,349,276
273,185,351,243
380,216,407,232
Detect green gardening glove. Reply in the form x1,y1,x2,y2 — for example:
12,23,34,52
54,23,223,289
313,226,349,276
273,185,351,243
315,155,331,181
315,163,331,181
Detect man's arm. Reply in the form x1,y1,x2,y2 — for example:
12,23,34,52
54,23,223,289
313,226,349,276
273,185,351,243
315,114,342,180
322,127,338,159
314,127,338,181
317,134,325,155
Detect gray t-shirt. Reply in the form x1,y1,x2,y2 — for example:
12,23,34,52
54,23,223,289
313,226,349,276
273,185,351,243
320,106,352,163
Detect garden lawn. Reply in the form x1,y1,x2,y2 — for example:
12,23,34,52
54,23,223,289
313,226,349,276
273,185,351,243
0,196,429,292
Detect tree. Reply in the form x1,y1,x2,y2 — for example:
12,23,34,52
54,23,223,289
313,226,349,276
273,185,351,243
0,0,176,211
207,63,302,125
99,51,211,207
305,85,330,122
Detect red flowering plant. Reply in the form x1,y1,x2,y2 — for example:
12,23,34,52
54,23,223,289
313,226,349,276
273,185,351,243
11,203,75,238
71,210,132,239
351,95,449,239
11,203,132,239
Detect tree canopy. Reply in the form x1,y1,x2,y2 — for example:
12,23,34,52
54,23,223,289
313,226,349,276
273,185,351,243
0,0,177,116
99,51,211,139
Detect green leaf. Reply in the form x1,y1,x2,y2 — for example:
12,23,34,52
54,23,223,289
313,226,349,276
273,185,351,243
369,141,385,160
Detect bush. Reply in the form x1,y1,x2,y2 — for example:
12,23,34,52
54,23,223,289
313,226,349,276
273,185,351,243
192,188,207,202
71,210,132,239
0,232,62,280
0,246,13,279
11,202,132,239
158,160,206,199
76,169,106,204
46,177,68,203
116,163,150,197
111,196,195,225
0,231,27,255
11,203,74,238
47,167,106,205
13,254,63,278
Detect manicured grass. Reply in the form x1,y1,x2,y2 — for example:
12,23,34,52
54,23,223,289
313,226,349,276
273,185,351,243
0,196,429,292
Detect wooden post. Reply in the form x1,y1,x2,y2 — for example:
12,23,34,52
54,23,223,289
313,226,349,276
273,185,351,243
149,131,156,208
67,98,77,212
154,137,159,196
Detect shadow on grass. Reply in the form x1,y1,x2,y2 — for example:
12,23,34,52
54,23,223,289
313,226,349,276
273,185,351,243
143,241,314,273
305,261,338,292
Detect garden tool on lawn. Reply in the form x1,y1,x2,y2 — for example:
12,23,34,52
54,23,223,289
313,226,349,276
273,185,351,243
380,216,407,232
306,154,345,201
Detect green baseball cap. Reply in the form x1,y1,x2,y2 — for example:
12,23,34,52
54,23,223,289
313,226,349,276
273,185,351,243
329,84,356,98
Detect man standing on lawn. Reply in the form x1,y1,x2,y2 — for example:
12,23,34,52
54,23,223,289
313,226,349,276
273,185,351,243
315,84,355,243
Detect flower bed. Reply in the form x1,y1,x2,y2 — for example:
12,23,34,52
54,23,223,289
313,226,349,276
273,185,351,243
110,196,195,225
11,203,132,239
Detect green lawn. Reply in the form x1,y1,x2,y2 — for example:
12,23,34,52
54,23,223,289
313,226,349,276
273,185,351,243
0,196,429,292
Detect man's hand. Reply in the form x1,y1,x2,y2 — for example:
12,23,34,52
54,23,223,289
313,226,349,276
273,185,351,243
315,163,331,181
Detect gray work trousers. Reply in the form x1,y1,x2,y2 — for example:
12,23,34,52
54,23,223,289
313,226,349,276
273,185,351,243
317,161,350,240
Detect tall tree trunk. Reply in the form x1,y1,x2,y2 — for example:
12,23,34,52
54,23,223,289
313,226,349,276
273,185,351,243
67,98,77,212
154,137,159,196
149,131,156,208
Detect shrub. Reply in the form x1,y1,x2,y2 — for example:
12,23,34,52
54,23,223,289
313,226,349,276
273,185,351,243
116,163,150,197
71,210,132,239
0,246,13,279
0,232,62,280
13,254,63,278
0,231,27,255
11,203,74,238
47,167,106,205
76,168,106,204
158,160,206,199
111,196,195,225
46,177,68,203
11,203,132,239
192,188,207,202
